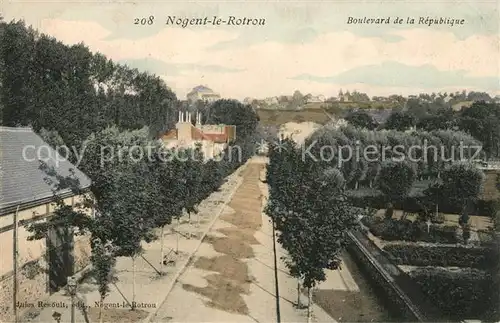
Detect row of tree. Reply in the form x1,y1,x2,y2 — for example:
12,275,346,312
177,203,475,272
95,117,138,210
0,19,179,148
304,125,482,190
28,115,258,321
265,138,369,320
374,160,484,234
346,101,500,158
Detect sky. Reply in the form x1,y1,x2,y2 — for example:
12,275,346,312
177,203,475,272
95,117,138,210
3,0,499,101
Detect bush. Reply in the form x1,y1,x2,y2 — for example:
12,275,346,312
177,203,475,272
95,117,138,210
431,212,445,224
409,267,494,320
366,217,457,243
476,199,497,218
348,191,495,218
384,244,495,269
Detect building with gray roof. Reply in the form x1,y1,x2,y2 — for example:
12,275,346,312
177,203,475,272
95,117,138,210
0,126,91,216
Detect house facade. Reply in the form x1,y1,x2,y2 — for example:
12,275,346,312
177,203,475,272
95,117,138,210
186,85,221,104
160,111,236,159
305,95,326,103
0,127,93,322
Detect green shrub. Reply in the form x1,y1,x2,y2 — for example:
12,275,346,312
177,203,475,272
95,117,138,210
476,199,497,218
409,267,494,320
348,190,499,218
384,244,495,269
431,212,445,224
367,218,457,243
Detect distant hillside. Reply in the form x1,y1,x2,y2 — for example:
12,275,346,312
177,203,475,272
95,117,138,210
257,108,332,126
279,122,322,145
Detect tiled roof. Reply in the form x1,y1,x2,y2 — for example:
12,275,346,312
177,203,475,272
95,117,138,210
0,127,92,211
191,126,228,143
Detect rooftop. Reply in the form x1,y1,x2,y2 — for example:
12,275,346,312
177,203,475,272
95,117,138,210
0,127,92,213
191,85,214,93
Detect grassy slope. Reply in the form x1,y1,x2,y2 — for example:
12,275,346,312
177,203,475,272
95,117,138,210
257,108,331,126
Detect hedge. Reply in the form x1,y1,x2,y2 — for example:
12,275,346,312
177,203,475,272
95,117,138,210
363,217,457,244
383,244,497,270
348,191,497,218
409,267,495,320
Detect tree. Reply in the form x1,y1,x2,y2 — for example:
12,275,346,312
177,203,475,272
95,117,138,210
207,99,259,140
345,111,377,130
0,19,178,148
384,111,416,131
417,114,456,132
91,238,117,323
423,180,443,221
458,101,500,158
377,161,416,219
441,162,485,230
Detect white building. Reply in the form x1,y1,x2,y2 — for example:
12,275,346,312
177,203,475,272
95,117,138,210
186,85,221,104
160,111,236,160
305,95,325,103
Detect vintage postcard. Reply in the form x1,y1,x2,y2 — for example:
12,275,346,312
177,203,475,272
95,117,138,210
0,0,499,322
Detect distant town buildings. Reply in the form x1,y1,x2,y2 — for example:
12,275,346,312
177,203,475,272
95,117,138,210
186,85,221,104
338,89,350,102
305,95,325,103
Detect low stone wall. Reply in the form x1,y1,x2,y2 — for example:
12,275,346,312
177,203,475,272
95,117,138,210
346,230,444,322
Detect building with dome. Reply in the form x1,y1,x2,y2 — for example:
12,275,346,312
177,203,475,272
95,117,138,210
187,85,221,104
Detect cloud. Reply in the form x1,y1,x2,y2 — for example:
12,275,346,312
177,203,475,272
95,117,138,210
291,62,499,90
19,10,500,100
119,58,245,76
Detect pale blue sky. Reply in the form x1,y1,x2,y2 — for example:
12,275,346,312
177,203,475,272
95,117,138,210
3,0,499,99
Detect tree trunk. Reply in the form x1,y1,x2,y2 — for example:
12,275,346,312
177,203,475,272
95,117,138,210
355,181,359,190
307,287,312,323
297,280,301,308
460,201,469,227
132,256,136,310
160,226,165,266
176,217,180,254
99,295,105,323
369,180,373,188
